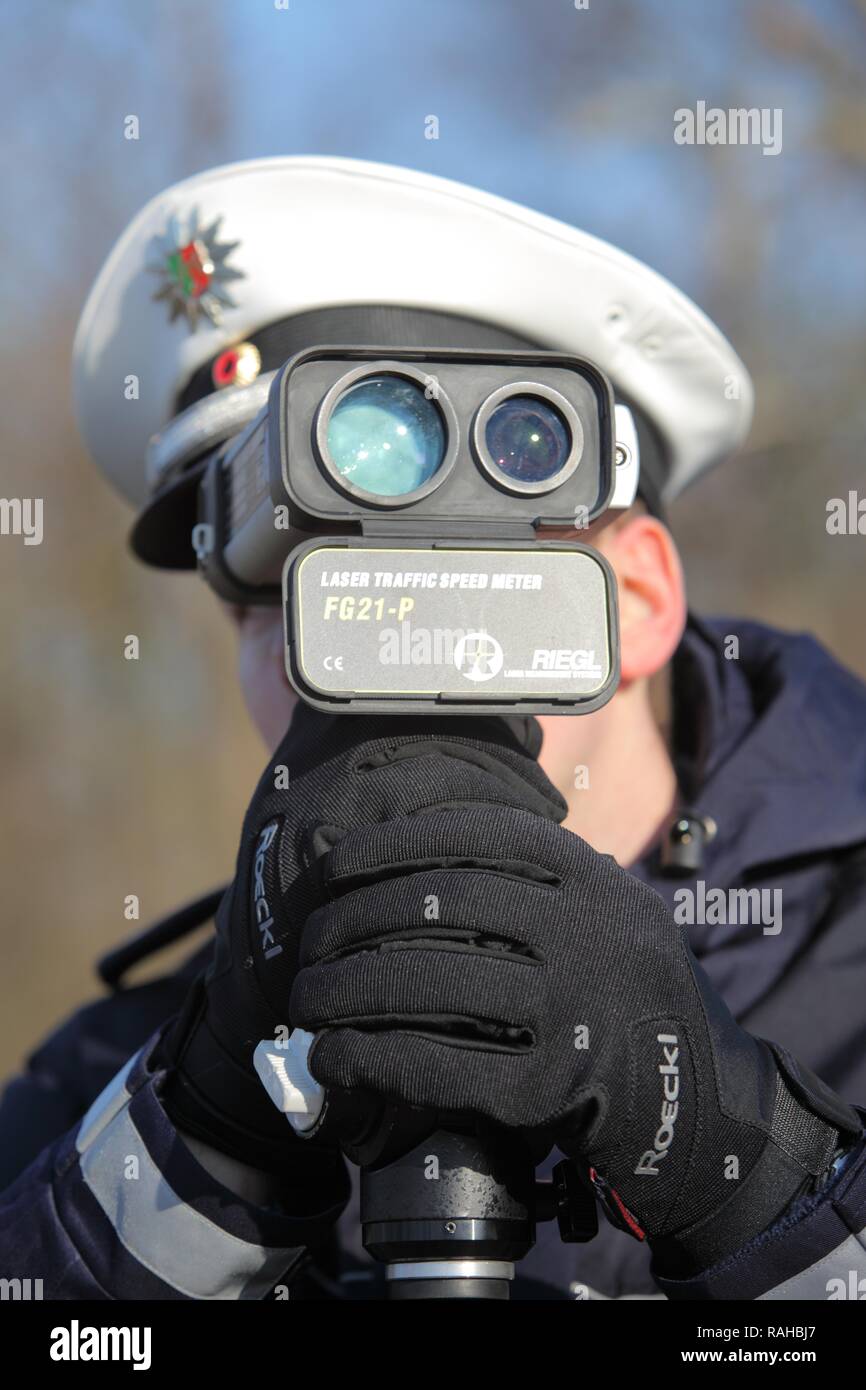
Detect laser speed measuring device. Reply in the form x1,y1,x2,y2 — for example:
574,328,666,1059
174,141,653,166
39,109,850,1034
188,347,641,714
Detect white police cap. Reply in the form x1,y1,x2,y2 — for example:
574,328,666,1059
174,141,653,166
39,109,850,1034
73,155,753,518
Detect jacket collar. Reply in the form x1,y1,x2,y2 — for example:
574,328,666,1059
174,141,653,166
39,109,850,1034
651,613,866,882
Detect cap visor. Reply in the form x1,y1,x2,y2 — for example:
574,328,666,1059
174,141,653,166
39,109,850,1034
129,464,204,569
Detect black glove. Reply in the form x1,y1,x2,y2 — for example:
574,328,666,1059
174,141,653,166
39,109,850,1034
159,705,565,1174
291,803,862,1271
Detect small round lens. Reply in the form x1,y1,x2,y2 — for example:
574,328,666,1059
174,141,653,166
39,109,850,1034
484,395,571,484
325,375,445,498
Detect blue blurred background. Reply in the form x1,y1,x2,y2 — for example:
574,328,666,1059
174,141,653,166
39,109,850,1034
1,0,864,1069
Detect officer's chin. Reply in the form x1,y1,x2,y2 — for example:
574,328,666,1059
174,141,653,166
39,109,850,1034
232,604,299,752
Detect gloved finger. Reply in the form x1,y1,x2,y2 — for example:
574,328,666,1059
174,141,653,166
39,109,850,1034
307,1027,558,1129
346,733,567,823
300,868,557,966
283,701,548,767
291,946,544,1047
274,704,567,824
317,805,581,900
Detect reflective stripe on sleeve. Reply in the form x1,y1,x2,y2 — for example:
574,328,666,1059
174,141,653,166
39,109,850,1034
75,1057,303,1300
758,1227,866,1300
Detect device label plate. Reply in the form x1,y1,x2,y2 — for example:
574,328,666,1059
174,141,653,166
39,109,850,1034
287,543,616,708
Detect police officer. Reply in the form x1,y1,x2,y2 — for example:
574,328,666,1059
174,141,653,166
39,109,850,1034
2,157,865,1301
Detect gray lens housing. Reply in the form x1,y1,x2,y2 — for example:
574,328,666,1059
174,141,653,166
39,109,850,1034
472,383,584,496
314,362,460,507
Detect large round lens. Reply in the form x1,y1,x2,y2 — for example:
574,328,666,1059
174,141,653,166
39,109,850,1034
325,375,446,498
484,394,571,484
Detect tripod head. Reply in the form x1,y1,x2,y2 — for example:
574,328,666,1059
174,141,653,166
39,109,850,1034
255,1030,599,1298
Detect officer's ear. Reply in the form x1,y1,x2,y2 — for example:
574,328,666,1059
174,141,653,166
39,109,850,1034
598,510,687,684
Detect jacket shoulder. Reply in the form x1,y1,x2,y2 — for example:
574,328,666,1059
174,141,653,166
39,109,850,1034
0,935,209,1193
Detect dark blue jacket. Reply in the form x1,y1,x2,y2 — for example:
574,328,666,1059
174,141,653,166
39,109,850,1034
2,616,866,1300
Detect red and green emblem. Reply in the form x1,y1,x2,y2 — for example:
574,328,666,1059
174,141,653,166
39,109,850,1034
149,209,244,330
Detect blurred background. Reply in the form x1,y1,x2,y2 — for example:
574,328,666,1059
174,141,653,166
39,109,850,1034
1,0,864,1074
